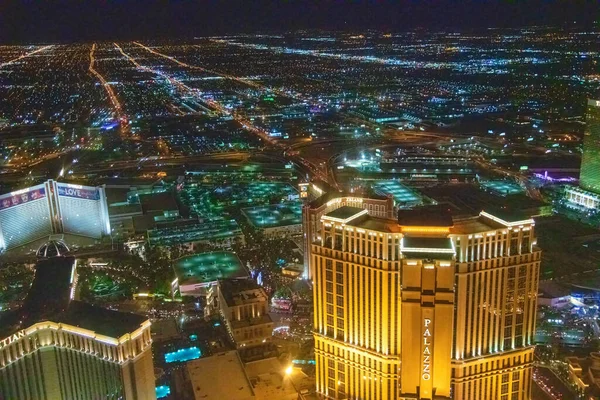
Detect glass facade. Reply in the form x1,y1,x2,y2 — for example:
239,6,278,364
580,99,600,194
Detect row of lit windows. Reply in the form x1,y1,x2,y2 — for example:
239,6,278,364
0,346,126,400
453,228,533,263
316,338,399,400
0,327,151,369
457,261,538,359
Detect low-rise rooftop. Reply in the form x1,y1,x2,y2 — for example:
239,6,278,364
219,279,268,307
186,351,256,400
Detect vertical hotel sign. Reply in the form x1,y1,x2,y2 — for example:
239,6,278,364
421,318,432,381
420,312,434,398
422,318,432,381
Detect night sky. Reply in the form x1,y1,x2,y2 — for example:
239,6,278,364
0,0,598,43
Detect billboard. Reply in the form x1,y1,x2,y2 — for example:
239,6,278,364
55,182,110,238
0,184,52,251
56,185,100,201
0,188,46,210
299,183,309,198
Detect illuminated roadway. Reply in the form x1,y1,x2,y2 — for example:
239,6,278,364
88,43,127,133
0,45,53,69
115,42,330,182
115,42,517,189
133,41,300,100
124,42,452,184
133,42,265,92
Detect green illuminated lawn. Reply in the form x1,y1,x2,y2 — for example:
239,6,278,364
174,251,247,285
179,182,298,219
372,180,422,205
242,202,302,228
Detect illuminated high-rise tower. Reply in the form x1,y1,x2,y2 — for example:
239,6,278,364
311,202,539,399
566,99,600,209
580,99,600,194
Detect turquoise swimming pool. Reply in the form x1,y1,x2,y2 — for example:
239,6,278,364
156,385,171,399
164,347,201,363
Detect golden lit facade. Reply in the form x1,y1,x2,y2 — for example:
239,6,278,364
302,194,394,279
311,206,540,400
0,255,156,400
0,320,155,400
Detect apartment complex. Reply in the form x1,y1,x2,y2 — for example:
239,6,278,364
311,203,540,400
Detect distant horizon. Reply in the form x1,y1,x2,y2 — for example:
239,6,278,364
1,24,599,46
0,0,598,44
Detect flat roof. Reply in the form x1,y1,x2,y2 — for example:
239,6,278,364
481,180,524,196
403,237,454,251
186,351,255,400
398,206,453,227
481,208,532,224
180,182,299,219
242,202,302,228
420,183,543,218
346,215,403,233
57,301,148,339
148,219,242,246
245,357,302,399
231,314,273,329
174,252,248,286
308,190,387,209
402,237,455,258
324,206,365,221
139,191,179,213
450,217,495,234
108,203,142,217
219,279,267,307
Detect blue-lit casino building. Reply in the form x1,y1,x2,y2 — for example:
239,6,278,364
0,180,111,252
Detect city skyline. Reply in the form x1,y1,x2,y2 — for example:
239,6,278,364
1,6,600,399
